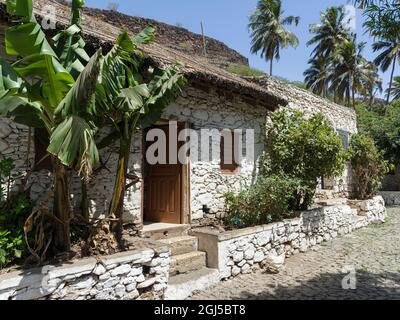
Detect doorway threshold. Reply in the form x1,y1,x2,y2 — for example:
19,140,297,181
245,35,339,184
142,222,190,240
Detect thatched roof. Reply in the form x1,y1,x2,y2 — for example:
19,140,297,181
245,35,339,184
0,0,287,110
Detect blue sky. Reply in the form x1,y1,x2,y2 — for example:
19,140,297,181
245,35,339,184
85,0,391,94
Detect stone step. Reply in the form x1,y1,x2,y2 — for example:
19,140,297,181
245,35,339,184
170,251,206,276
165,268,220,300
141,224,190,240
159,236,198,256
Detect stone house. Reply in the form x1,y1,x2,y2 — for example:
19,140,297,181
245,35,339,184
0,0,357,232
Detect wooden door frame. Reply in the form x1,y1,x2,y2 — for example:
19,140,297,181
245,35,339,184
141,120,191,225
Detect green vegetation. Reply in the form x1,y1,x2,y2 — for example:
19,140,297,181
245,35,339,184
224,175,299,229
0,159,33,268
356,100,400,166
304,6,381,108
225,110,347,228
0,0,185,263
265,110,347,210
226,64,265,77
247,1,399,106
348,134,390,200
248,0,300,76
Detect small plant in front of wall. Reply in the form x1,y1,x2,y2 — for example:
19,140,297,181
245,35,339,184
0,158,33,269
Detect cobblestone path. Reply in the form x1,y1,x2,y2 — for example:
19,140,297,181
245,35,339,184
191,207,400,300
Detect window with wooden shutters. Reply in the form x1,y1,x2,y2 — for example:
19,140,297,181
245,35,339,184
220,130,240,173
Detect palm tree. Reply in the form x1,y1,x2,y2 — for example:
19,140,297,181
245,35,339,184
362,61,383,105
329,36,377,108
248,0,300,76
303,56,330,97
387,76,400,101
307,6,351,59
373,40,400,104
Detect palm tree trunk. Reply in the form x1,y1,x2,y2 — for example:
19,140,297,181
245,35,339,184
269,59,273,77
53,159,71,253
387,56,397,104
352,86,356,108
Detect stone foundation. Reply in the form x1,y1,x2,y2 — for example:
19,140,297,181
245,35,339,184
0,240,170,300
191,196,386,280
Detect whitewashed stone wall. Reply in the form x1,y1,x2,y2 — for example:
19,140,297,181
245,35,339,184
192,196,386,279
1,84,267,224
0,118,53,204
0,118,142,224
0,241,170,300
162,86,267,220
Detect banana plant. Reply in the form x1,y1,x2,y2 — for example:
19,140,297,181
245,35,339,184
94,28,186,235
0,0,102,253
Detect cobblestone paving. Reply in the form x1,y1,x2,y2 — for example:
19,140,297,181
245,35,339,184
191,208,400,300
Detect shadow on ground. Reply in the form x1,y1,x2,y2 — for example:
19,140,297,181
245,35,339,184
232,270,400,300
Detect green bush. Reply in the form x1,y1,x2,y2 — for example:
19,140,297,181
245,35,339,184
265,110,347,210
0,158,33,268
224,175,300,229
356,101,400,166
348,134,390,200
226,64,265,77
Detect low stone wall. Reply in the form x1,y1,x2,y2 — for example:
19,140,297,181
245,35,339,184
379,192,400,206
191,196,386,280
0,240,170,300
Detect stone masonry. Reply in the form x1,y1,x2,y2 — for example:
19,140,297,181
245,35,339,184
192,196,386,280
0,84,268,225
0,240,170,300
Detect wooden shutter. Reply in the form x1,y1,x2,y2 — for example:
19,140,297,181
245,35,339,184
220,131,239,173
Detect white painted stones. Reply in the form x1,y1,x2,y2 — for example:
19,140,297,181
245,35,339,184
262,253,286,274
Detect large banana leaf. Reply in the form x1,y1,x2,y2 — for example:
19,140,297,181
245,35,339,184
6,22,56,57
95,33,139,114
48,115,99,178
48,49,103,177
14,54,75,108
0,96,45,128
141,66,186,128
56,49,103,118
0,57,25,98
116,84,149,113
132,25,156,45
6,0,33,22
53,25,89,73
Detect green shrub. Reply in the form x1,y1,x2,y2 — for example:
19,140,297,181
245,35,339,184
0,158,33,268
224,175,299,229
348,134,390,200
356,101,400,166
265,110,347,210
0,231,23,268
226,64,265,77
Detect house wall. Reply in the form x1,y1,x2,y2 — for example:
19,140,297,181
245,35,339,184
0,84,268,225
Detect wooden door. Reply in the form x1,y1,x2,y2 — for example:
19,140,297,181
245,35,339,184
145,125,182,224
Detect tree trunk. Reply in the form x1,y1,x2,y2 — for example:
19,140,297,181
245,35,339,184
109,134,132,235
387,56,397,104
53,159,71,253
352,86,356,109
80,179,89,221
269,59,273,77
